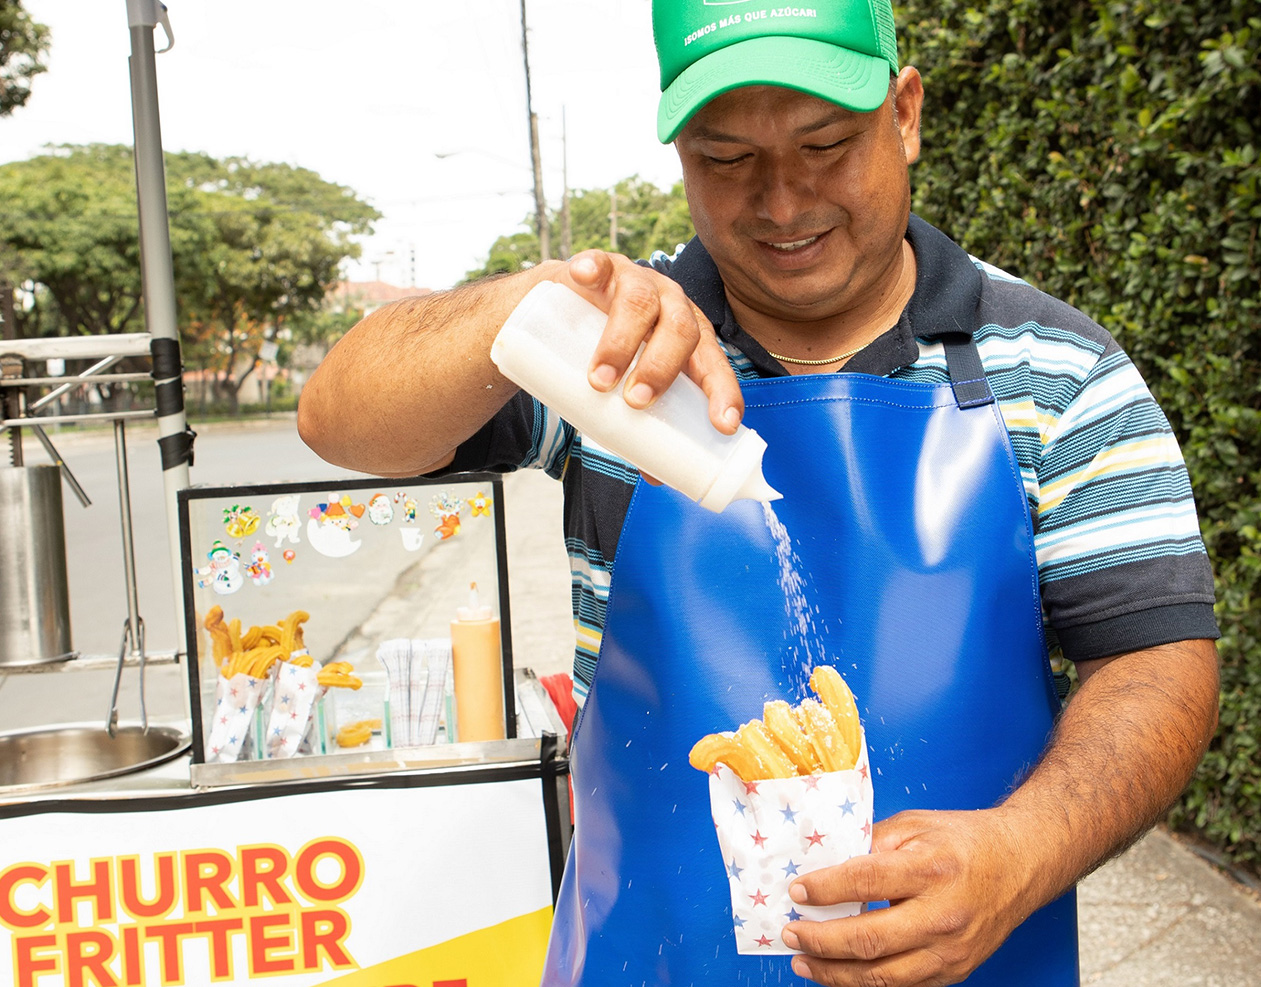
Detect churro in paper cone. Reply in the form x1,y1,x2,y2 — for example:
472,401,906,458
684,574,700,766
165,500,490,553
691,665,873,954
264,660,322,758
707,737,873,954
206,671,269,762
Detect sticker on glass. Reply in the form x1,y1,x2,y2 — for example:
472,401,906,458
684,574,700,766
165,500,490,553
223,504,261,540
307,495,364,558
265,494,302,547
429,492,463,541
196,540,244,595
367,492,394,525
396,491,418,523
245,542,274,587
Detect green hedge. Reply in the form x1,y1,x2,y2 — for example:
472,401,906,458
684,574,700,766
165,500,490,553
899,0,1260,870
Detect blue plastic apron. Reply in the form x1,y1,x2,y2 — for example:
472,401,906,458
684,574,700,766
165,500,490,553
542,341,1080,986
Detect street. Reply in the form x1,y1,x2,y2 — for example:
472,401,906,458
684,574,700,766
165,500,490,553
34,416,362,658
0,416,574,731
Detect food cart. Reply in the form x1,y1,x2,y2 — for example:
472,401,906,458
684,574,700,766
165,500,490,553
0,463,572,987
0,6,569,984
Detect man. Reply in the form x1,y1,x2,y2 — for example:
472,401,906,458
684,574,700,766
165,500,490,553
299,2,1219,984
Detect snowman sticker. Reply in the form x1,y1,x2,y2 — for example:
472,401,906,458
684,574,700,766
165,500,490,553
196,541,244,595
245,542,274,587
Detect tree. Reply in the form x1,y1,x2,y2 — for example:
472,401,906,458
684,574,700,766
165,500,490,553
0,145,152,338
0,0,50,117
899,0,1260,871
168,155,379,411
465,176,695,281
0,144,379,411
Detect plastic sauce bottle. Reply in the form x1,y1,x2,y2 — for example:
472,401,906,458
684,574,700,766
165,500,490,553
491,281,782,513
449,582,506,742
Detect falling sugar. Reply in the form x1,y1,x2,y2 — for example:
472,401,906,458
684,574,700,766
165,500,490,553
761,500,831,692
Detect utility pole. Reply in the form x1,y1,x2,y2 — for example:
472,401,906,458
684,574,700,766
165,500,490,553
519,0,550,262
560,107,572,260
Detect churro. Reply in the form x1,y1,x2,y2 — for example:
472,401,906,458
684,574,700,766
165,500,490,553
318,661,362,690
207,607,315,675
763,699,822,774
243,624,284,651
688,731,765,780
735,720,798,779
809,665,863,768
797,698,854,773
203,607,233,665
222,644,285,680
336,719,381,748
278,610,309,654
689,665,864,782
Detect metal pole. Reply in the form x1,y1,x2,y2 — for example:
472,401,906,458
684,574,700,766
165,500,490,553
125,0,193,657
31,426,91,507
30,355,123,412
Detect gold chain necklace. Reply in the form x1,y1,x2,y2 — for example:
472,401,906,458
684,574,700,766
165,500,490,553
764,341,868,366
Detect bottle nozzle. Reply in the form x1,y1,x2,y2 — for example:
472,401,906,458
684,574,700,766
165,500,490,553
737,472,783,504
698,427,781,512
457,581,494,622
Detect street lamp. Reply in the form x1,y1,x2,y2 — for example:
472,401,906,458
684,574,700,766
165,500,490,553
433,150,526,169
434,147,556,259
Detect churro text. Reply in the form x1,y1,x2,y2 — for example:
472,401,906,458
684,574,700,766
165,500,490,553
1,838,362,986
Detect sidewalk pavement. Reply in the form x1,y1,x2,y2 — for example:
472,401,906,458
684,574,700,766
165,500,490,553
1079,828,1261,985
499,468,1261,986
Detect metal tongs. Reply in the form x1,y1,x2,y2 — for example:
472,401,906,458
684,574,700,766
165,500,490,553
106,419,147,736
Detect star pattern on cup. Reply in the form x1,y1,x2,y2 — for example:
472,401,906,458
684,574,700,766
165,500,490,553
705,742,875,956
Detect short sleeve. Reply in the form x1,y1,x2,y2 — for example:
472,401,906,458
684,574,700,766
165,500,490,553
438,392,576,480
1031,341,1218,660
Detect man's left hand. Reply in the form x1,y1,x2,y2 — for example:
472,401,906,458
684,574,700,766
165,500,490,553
782,806,1034,987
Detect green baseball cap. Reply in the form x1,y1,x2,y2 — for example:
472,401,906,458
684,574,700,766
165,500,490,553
654,0,900,143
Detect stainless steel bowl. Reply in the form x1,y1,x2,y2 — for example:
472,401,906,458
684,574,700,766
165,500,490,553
0,723,190,794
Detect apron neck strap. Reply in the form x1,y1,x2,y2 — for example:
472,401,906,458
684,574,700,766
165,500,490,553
941,333,995,408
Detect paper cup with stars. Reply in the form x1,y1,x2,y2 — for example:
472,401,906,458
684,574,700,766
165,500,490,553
205,671,270,763
707,740,874,954
262,660,323,758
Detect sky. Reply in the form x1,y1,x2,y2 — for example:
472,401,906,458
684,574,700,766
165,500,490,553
2,0,685,290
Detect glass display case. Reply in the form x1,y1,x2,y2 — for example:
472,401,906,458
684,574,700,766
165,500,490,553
178,473,529,786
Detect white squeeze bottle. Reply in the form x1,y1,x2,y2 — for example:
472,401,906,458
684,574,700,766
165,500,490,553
491,281,782,513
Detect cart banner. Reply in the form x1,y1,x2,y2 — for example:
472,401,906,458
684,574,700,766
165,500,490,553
0,779,553,987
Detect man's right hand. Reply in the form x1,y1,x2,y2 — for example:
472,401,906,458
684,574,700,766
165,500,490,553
556,250,744,436
298,247,743,478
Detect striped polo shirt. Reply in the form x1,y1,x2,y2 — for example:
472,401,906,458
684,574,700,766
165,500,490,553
444,216,1218,704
